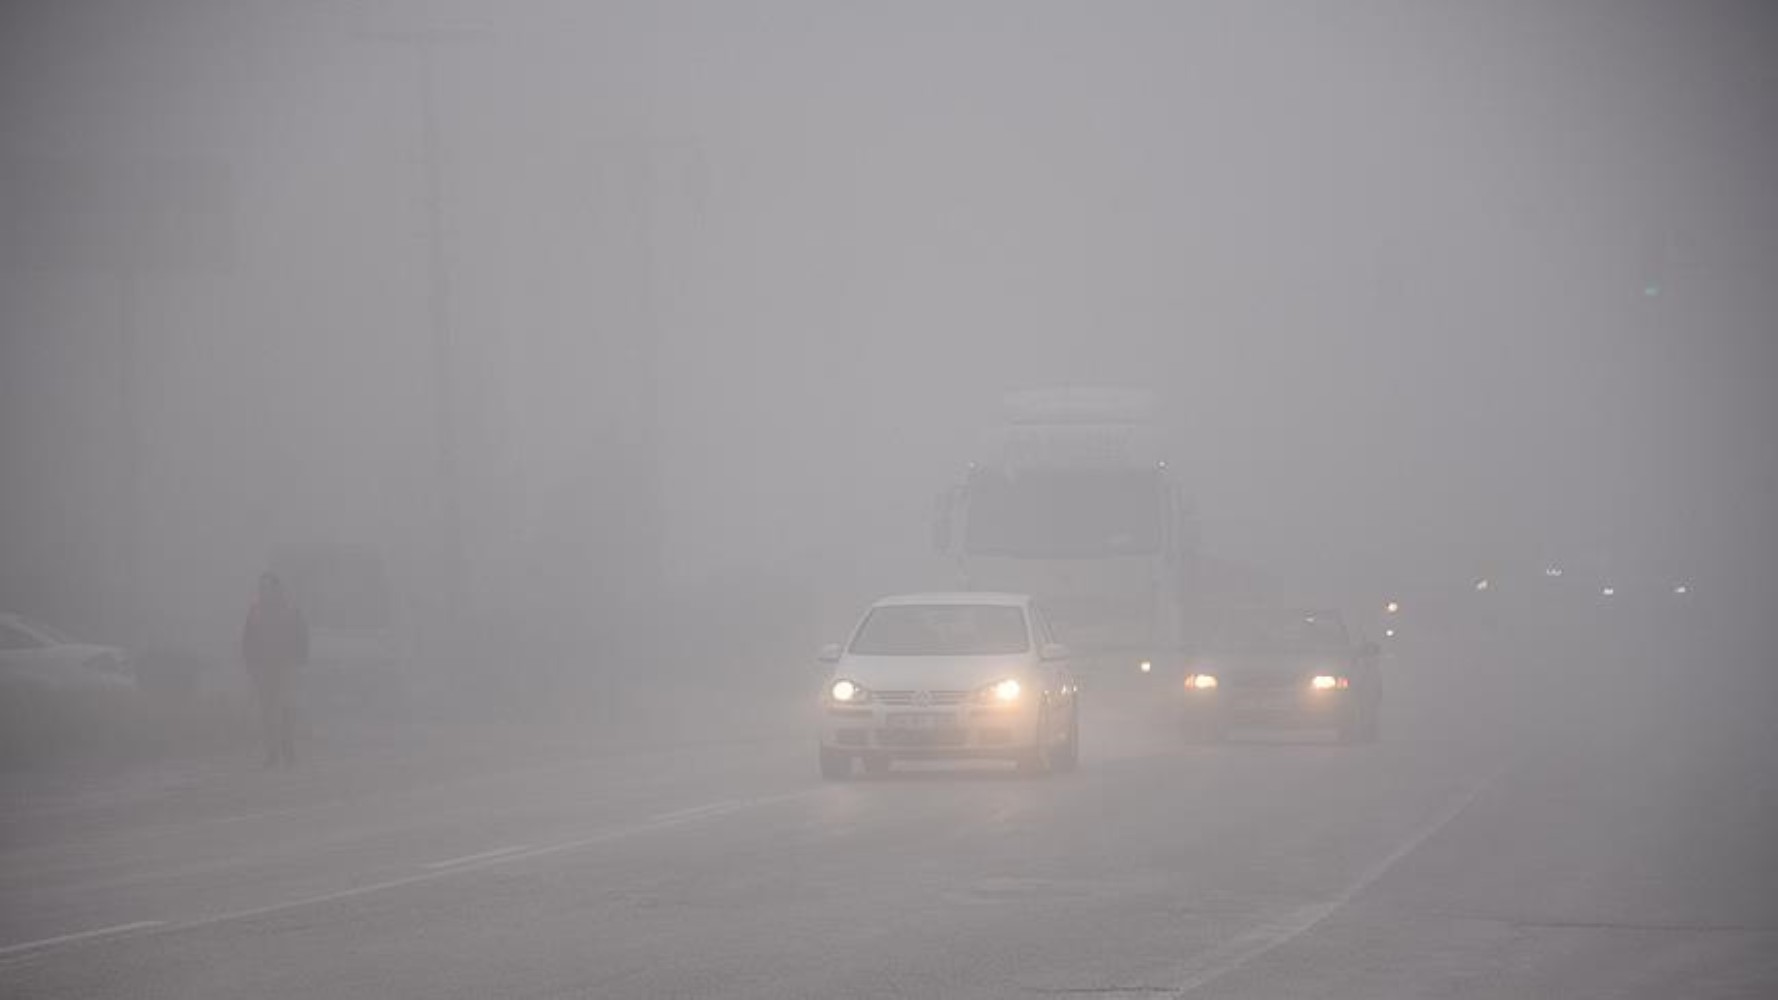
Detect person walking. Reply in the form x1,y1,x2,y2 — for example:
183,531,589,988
242,572,308,768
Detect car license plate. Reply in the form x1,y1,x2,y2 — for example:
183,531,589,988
887,713,947,730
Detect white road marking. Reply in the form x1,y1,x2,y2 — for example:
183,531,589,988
0,921,164,958
1170,763,1509,995
421,844,534,869
145,789,817,939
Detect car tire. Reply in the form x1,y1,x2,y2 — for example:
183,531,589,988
1015,708,1053,777
1050,701,1080,773
1183,714,1227,745
819,745,852,780
1358,705,1382,744
1337,705,1374,745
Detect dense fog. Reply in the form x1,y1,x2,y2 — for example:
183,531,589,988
1,3,1774,997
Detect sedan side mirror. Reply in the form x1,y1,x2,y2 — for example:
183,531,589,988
1040,642,1070,662
816,643,843,664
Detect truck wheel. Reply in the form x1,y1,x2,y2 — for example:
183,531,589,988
819,745,852,780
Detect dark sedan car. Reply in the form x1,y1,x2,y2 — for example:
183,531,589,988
1181,608,1382,744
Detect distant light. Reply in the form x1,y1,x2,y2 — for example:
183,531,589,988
1310,674,1348,691
1384,627,1397,638
1157,461,1167,470
1139,660,1153,674
1643,284,1662,297
1544,566,1564,578
1601,586,1616,598
1384,600,1400,615
1673,584,1689,596
1186,673,1218,690
1474,578,1491,592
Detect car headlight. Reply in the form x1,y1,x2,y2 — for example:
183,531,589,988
829,679,870,703
1185,673,1218,690
1310,674,1350,691
974,678,1022,703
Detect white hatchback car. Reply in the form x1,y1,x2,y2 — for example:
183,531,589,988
817,593,1080,779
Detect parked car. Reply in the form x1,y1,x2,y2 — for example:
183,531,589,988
0,613,136,692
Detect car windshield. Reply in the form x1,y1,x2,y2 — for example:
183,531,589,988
964,469,1163,557
1211,610,1350,652
849,604,1030,656
12,617,73,646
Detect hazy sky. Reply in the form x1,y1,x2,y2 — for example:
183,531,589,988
2,0,1773,642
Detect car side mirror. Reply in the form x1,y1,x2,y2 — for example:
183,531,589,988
1040,642,1070,662
816,643,843,664
1358,641,1381,659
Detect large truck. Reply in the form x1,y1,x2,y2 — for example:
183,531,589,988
931,388,1201,688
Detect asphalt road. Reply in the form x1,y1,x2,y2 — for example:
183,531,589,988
2,630,1774,999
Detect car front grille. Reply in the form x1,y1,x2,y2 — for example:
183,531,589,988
877,727,969,748
874,690,970,706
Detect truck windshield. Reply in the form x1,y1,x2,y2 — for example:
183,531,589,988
849,605,1031,656
964,470,1162,557
273,546,394,630
1211,610,1350,652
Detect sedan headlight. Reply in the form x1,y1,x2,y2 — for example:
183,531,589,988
829,679,870,703
1185,673,1218,690
1310,674,1350,691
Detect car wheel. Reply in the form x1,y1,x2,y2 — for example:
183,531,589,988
1337,705,1372,745
1050,701,1080,773
1183,713,1227,745
861,753,891,777
1016,709,1054,777
1358,705,1382,744
819,745,852,780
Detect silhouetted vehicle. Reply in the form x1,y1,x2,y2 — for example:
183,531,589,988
816,593,1081,778
0,613,135,693
1180,608,1381,744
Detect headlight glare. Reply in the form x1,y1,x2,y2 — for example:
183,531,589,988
1310,674,1350,690
830,679,867,703
1186,673,1218,690
992,678,1021,702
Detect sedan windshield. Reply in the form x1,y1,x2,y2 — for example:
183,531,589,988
849,605,1030,656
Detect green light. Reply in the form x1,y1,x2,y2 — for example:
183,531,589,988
1643,284,1661,297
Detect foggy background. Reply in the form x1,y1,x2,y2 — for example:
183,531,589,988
3,4,1778,998
2,0,1774,686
